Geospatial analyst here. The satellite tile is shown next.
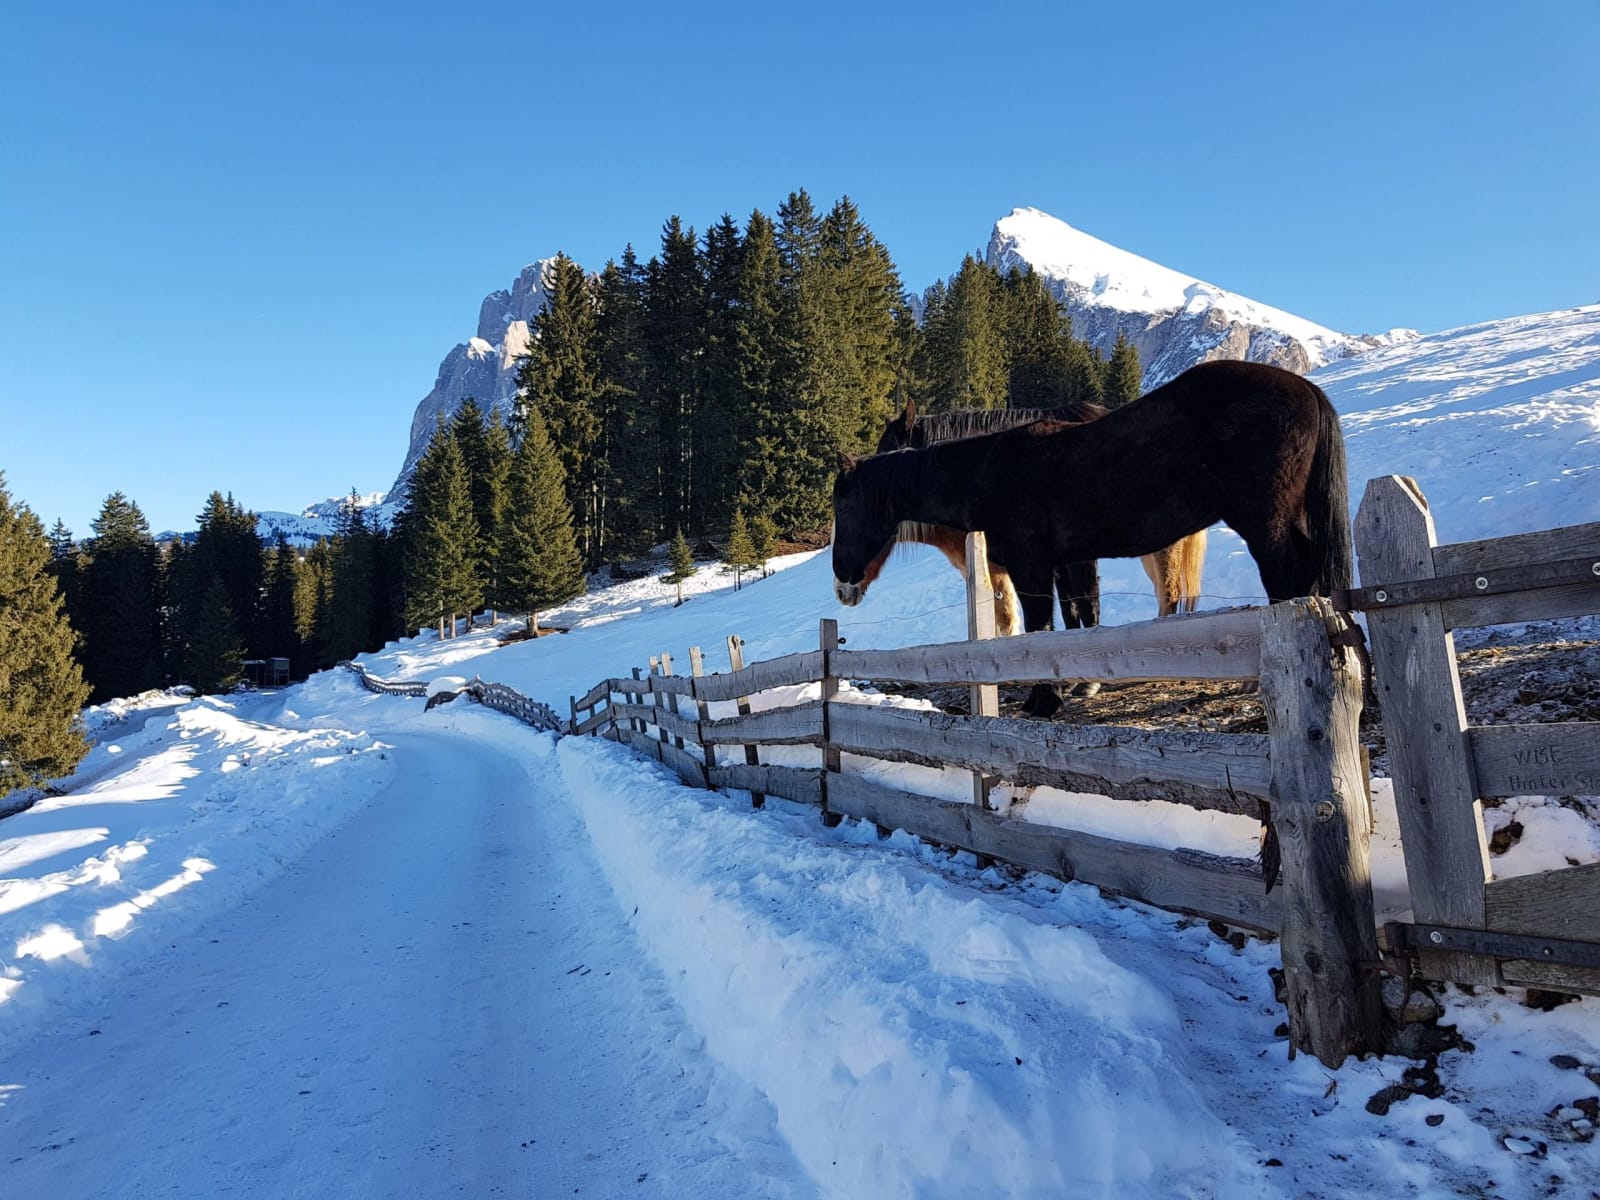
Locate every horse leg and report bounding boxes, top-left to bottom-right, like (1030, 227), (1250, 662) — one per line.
(1181, 528), (1207, 613)
(1012, 570), (1064, 717)
(1056, 559), (1103, 697)
(1142, 548), (1178, 618)
(988, 563), (1024, 636)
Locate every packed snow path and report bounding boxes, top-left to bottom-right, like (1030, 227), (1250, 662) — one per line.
(0, 726), (808, 1199)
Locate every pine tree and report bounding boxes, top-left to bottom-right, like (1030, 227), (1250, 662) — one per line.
(403, 422), (483, 638)
(185, 576), (243, 695)
(261, 532), (301, 674)
(46, 519), (81, 634)
(697, 213), (747, 535)
(749, 511), (776, 579)
(294, 539), (334, 671)
(496, 409), (585, 635)
(181, 492), (264, 660)
(664, 528), (696, 607)
(596, 246), (655, 556)
(516, 256), (606, 565)
(79, 492), (162, 702)
(722, 506), (758, 590)
(325, 493), (376, 661)
(450, 399), (510, 597)
(643, 218), (705, 538)
(1102, 332), (1143, 409)
(0, 474), (90, 793)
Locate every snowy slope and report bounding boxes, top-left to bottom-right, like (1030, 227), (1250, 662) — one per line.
(987, 207), (1416, 385)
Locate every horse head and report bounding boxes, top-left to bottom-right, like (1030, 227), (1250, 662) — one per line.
(831, 453), (899, 607)
(874, 398), (918, 455)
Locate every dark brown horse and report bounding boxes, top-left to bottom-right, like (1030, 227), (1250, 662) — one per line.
(834, 360), (1352, 677)
(876, 400), (1210, 631)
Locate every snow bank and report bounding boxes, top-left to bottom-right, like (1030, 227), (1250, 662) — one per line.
(555, 734), (1271, 1199)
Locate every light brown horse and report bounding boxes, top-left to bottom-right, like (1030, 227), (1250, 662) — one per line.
(876, 400), (1209, 632)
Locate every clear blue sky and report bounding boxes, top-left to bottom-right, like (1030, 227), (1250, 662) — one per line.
(3, 1), (1596, 535)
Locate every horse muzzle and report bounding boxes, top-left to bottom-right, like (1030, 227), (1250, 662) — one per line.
(834, 579), (864, 606)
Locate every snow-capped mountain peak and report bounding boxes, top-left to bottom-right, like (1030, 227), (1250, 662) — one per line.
(986, 207), (1416, 385)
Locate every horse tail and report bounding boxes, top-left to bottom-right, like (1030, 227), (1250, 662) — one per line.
(1305, 385), (1354, 594)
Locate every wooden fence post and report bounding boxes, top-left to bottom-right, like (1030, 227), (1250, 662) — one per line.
(819, 618), (843, 827)
(1355, 475), (1498, 986)
(646, 657), (666, 761)
(659, 651), (685, 750)
(727, 634), (765, 808)
(569, 695), (578, 737)
(1260, 598), (1384, 1067)
(689, 646), (715, 774)
(629, 667), (646, 735)
(965, 532), (1001, 812)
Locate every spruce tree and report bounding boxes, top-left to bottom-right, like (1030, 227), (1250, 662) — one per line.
(294, 539), (334, 671)
(0, 475), (90, 792)
(46, 519), (81, 633)
(749, 511), (776, 579)
(664, 528), (696, 606)
(79, 492), (163, 702)
(261, 532), (301, 674)
(722, 506), (758, 590)
(1103, 333), (1143, 409)
(325, 493), (376, 661)
(403, 422), (482, 638)
(643, 218), (705, 538)
(595, 246), (654, 556)
(496, 409), (585, 635)
(516, 257), (605, 565)
(185, 576), (243, 695)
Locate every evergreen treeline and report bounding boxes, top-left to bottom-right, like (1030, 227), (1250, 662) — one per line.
(512, 192), (1140, 568)
(42, 488), (406, 702)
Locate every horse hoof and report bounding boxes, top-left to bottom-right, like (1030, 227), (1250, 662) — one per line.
(1071, 681), (1103, 698)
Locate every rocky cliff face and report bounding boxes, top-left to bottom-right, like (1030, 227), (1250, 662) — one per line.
(985, 207), (1413, 386)
(387, 260), (556, 500)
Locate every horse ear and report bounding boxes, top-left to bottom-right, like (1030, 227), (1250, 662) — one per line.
(903, 397), (917, 434)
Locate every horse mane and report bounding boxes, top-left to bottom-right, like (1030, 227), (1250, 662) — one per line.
(850, 448), (930, 524)
(914, 401), (1107, 445)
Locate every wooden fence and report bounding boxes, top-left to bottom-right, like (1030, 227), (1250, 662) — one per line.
(564, 476), (1600, 1066)
(342, 661), (567, 734)
(1349, 476), (1600, 995)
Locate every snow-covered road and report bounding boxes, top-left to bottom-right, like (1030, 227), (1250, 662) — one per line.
(0, 723), (809, 1200)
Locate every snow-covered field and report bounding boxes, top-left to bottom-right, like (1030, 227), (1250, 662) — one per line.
(2, 303), (1599, 1197)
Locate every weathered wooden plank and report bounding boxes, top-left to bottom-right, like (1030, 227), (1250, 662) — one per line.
(966, 531), (1000, 812)
(1354, 475), (1498, 986)
(1485, 862), (1600, 942)
(1345, 556), (1600, 612)
(1433, 519), (1600, 576)
(825, 702), (1271, 815)
(574, 705), (614, 737)
(612, 702), (700, 743)
(628, 667), (646, 735)
(819, 620), (844, 828)
(699, 701), (824, 746)
(576, 679), (614, 711)
(707, 762), (824, 806)
(648, 672), (696, 698)
(726, 634), (765, 808)
(623, 728), (663, 762)
(1468, 722), (1600, 799)
(657, 737), (708, 790)
(689, 646), (716, 772)
(1442, 583), (1600, 630)
(831, 605), (1263, 686)
(825, 773), (1281, 932)
(692, 650), (826, 703)
(1259, 598), (1383, 1067)
(1498, 960), (1600, 996)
